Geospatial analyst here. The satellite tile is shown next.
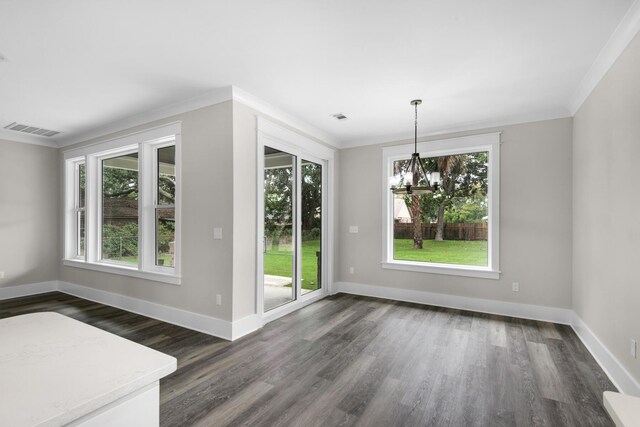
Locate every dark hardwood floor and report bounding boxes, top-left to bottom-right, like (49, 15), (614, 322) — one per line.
(0, 292), (616, 426)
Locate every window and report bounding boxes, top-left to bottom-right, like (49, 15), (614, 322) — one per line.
(64, 123), (181, 284)
(101, 151), (139, 264)
(75, 162), (86, 258)
(382, 133), (500, 279)
(154, 145), (176, 268)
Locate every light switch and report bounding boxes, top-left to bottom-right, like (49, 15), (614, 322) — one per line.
(0, 271), (4, 279)
(213, 228), (223, 240)
(349, 226), (359, 234)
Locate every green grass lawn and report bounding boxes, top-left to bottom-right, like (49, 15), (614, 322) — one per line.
(394, 239), (487, 266)
(264, 240), (320, 290)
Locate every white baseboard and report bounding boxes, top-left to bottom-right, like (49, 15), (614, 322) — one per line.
(335, 281), (640, 396)
(231, 314), (263, 341)
(0, 281), (57, 300)
(57, 281), (234, 341)
(571, 313), (640, 396)
(334, 281), (574, 324)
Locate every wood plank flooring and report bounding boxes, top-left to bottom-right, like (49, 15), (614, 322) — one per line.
(0, 292), (616, 426)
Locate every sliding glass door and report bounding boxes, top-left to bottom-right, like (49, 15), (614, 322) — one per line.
(263, 147), (296, 311)
(300, 159), (322, 295)
(262, 147), (324, 312)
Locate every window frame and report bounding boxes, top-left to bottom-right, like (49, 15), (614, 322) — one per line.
(63, 122), (181, 285)
(67, 159), (86, 260)
(97, 146), (140, 267)
(381, 132), (500, 280)
(142, 137), (178, 273)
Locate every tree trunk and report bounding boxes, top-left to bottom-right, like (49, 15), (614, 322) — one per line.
(435, 202), (446, 241)
(410, 169), (422, 249)
(412, 193), (423, 249)
(434, 173), (456, 242)
(272, 227), (282, 251)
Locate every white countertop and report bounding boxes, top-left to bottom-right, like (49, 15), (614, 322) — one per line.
(604, 391), (640, 427)
(0, 312), (177, 427)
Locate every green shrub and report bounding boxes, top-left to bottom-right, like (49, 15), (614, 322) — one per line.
(302, 227), (321, 241)
(102, 223), (138, 259)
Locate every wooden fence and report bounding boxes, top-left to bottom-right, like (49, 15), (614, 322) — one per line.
(394, 222), (487, 241)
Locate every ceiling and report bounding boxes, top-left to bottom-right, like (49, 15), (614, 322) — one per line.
(0, 0), (637, 148)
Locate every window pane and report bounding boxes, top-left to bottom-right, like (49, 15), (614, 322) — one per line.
(78, 163), (86, 208)
(158, 145), (176, 205)
(301, 160), (321, 295)
(77, 210), (85, 257)
(392, 151), (489, 267)
(102, 153), (139, 264)
(156, 207), (175, 267)
(263, 147), (295, 311)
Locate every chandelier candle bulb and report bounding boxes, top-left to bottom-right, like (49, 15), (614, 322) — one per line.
(404, 172), (413, 185)
(430, 171), (441, 185)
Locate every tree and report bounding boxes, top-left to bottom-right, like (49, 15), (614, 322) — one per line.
(264, 167), (293, 250)
(101, 154), (177, 260)
(394, 152), (488, 246)
(430, 152), (488, 240)
(444, 196), (488, 223)
(102, 167), (138, 199)
(301, 162), (322, 233)
(394, 159), (426, 249)
(410, 172), (423, 249)
(434, 155), (467, 241)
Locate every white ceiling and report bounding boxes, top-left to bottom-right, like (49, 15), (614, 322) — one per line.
(0, 0), (637, 148)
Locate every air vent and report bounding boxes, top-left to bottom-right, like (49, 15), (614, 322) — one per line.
(332, 113), (348, 121)
(4, 122), (60, 137)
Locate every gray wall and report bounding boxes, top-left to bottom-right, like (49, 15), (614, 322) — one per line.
(231, 101), (258, 321)
(59, 101), (235, 320)
(0, 140), (59, 287)
(338, 118), (573, 308)
(56, 99), (337, 323)
(573, 31), (640, 383)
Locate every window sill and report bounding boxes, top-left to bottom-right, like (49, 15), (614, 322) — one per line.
(381, 260), (500, 280)
(63, 259), (181, 285)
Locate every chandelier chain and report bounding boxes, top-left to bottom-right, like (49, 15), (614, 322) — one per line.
(414, 101), (418, 153)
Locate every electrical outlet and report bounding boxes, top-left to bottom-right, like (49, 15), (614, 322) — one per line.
(216, 294), (222, 306)
(0, 271), (4, 279)
(349, 267), (355, 275)
(512, 282), (520, 292)
(631, 339), (637, 359)
(349, 226), (359, 234)
(213, 228), (223, 240)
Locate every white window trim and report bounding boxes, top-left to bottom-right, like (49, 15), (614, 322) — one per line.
(67, 159), (86, 260)
(63, 122), (181, 285)
(62, 259), (181, 285)
(381, 132), (501, 280)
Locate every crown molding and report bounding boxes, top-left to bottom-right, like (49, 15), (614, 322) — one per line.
(568, 0), (640, 115)
(340, 108), (571, 149)
(0, 128), (59, 148)
(56, 87), (233, 148)
(231, 86), (339, 148)
(51, 85), (338, 150)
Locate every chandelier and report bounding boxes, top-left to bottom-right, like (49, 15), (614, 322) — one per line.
(388, 99), (440, 195)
